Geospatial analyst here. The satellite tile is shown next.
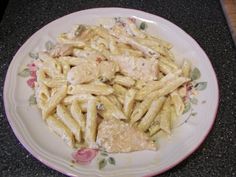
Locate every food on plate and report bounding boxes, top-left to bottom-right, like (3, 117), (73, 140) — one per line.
(33, 17), (192, 152)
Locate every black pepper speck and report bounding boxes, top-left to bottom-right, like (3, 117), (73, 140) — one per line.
(0, 0), (236, 177)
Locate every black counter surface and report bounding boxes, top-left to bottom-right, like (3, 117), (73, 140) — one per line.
(0, 0), (235, 176)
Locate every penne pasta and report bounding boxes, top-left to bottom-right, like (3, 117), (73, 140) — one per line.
(113, 84), (127, 97)
(159, 98), (171, 134)
(99, 96), (127, 120)
(159, 60), (173, 74)
(130, 97), (153, 124)
(159, 57), (179, 70)
(42, 78), (67, 88)
(67, 83), (114, 95)
(42, 85), (67, 119)
(46, 115), (75, 147)
(182, 59), (191, 78)
(170, 91), (185, 116)
(107, 94), (122, 110)
(136, 70), (182, 100)
(113, 75), (135, 88)
(32, 18), (200, 150)
(70, 100), (86, 132)
(85, 98), (98, 147)
(59, 56), (84, 66)
(146, 77), (190, 100)
(123, 88), (137, 118)
(38, 52), (62, 75)
(56, 104), (82, 142)
(63, 94), (95, 105)
(149, 123), (161, 137)
(138, 97), (166, 131)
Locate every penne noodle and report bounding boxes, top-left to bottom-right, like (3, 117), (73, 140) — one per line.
(38, 52), (62, 75)
(113, 84), (127, 97)
(46, 115), (75, 147)
(170, 105), (177, 128)
(170, 91), (185, 116)
(149, 123), (161, 137)
(67, 83), (114, 95)
(99, 96), (127, 120)
(159, 57), (179, 70)
(130, 97), (153, 124)
(59, 56), (84, 66)
(135, 37), (166, 56)
(59, 59), (70, 75)
(57, 35), (85, 48)
(136, 70), (182, 100)
(134, 80), (147, 90)
(159, 98), (171, 134)
(113, 75), (135, 88)
(138, 97), (166, 131)
(35, 83), (50, 109)
(63, 94), (95, 105)
(42, 78), (67, 88)
(146, 77), (190, 100)
(107, 95), (122, 110)
(182, 59), (191, 78)
(56, 104), (82, 142)
(85, 99), (98, 147)
(159, 60), (173, 74)
(70, 100), (86, 132)
(42, 85), (67, 119)
(123, 88), (137, 118)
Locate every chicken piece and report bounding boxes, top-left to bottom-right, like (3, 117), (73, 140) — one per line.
(96, 118), (157, 153)
(49, 44), (74, 57)
(67, 60), (119, 85)
(111, 55), (159, 81)
(110, 28), (159, 58)
(67, 60), (98, 85)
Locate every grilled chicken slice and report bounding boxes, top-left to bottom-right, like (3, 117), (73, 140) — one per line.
(67, 60), (119, 85)
(111, 55), (159, 81)
(49, 44), (74, 57)
(96, 118), (157, 153)
(110, 27), (159, 58)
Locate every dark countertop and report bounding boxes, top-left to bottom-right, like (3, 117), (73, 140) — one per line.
(0, 0), (235, 177)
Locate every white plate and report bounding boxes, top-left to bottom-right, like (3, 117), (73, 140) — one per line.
(4, 8), (219, 177)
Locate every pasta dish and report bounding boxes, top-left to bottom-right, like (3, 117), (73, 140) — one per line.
(33, 18), (191, 153)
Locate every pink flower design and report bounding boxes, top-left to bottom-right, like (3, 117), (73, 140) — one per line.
(27, 78), (36, 88)
(30, 70), (37, 78)
(27, 63), (37, 72)
(72, 148), (98, 165)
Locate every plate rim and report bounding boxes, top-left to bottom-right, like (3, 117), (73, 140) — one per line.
(3, 7), (219, 177)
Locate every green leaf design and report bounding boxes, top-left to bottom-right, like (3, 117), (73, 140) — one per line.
(29, 52), (39, 59)
(183, 102), (191, 114)
(98, 159), (107, 170)
(100, 152), (108, 156)
(45, 41), (54, 51)
(108, 157), (116, 165)
(29, 94), (37, 105)
(139, 22), (147, 30)
(191, 112), (197, 116)
(190, 97), (198, 105)
(195, 82), (207, 91)
(191, 67), (201, 80)
(18, 68), (30, 77)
